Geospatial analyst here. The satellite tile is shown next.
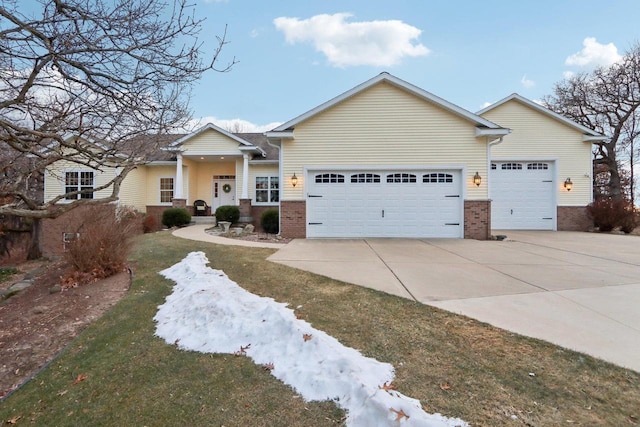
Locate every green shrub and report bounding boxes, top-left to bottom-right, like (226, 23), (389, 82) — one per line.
(215, 205), (240, 223)
(261, 209), (279, 234)
(587, 197), (636, 233)
(162, 208), (191, 228)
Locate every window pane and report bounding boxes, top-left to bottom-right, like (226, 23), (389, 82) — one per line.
(66, 172), (78, 186)
(256, 190), (267, 202)
(270, 177), (279, 189)
(256, 177), (268, 189)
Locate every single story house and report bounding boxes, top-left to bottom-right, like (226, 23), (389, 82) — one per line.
(41, 72), (604, 255)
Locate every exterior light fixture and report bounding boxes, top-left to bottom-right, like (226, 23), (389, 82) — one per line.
(473, 171), (482, 187)
(564, 177), (573, 191)
(291, 172), (298, 187)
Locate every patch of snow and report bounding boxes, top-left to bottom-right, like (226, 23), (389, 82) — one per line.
(154, 252), (468, 427)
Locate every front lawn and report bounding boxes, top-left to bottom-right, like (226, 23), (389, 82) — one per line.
(1, 231), (638, 426)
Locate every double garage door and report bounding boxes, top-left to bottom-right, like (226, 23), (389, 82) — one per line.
(490, 161), (556, 230)
(306, 169), (463, 238)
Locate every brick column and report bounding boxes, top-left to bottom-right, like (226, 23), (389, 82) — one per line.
(464, 200), (491, 240)
(280, 200), (306, 238)
(172, 198), (186, 209)
(239, 199), (253, 223)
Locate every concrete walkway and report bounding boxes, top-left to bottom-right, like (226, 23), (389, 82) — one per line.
(172, 224), (286, 249)
(268, 232), (640, 372)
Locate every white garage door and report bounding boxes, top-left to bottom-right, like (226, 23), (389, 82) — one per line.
(490, 162), (555, 230)
(306, 170), (463, 238)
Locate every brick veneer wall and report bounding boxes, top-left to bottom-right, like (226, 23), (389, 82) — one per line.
(557, 206), (593, 231)
(40, 204), (117, 257)
(280, 201), (306, 238)
(464, 200), (491, 240)
(145, 205), (170, 230)
(250, 205), (279, 232)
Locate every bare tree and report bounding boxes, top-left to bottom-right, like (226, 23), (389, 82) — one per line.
(0, 0), (234, 257)
(543, 42), (640, 202)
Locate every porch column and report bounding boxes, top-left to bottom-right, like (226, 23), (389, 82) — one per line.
(241, 153), (249, 199)
(175, 154), (183, 199)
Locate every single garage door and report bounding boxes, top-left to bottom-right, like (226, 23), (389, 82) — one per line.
(306, 169), (463, 238)
(490, 161), (555, 230)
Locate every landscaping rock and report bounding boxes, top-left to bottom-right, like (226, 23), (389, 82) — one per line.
(244, 224), (255, 233)
(9, 280), (33, 293)
(49, 284), (62, 294)
(231, 227), (244, 236)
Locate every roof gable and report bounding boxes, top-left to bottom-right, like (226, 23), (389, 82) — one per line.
(271, 72), (506, 134)
(170, 123), (265, 155)
(478, 94), (605, 141)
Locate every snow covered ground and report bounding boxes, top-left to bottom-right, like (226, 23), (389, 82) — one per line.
(154, 252), (468, 426)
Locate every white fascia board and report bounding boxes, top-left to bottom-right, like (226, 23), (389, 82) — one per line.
(169, 122), (258, 148)
(478, 93), (605, 139)
(266, 130), (294, 139)
(475, 127), (511, 138)
(146, 161), (177, 166)
(249, 159), (279, 165)
(583, 135), (608, 142)
(238, 145), (266, 156)
(273, 72), (504, 132)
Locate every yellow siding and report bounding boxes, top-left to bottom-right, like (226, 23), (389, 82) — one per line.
(44, 159), (117, 202)
(182, 129), (243, 153)
(144, 165), (187, 206)
(481, 100), (592, 205)
(282, 81), (488, 200)
(185, 160), (236, 204)
(118, 167), (146, 211)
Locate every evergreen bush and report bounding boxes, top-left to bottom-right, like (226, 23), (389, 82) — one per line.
(215, 205), (240, 223)
(162, 208), (191, 228)
(260, 209), (279, 234)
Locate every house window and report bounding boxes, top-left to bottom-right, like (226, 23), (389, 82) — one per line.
(501, 163), (523, 170)
(160, 177), (174, 203)
(527, 163), (549, 170)
(387, 173), (416, 183)
(315, 173), (344, 183)
(65, 171), (94, 200)
(256, 176), (279, 203)
(491, 163), (497, 170)
(423, 173), (453, 183)
(351, 173), (380, 183)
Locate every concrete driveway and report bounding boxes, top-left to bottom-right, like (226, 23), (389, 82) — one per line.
(268, 231), (640, 372)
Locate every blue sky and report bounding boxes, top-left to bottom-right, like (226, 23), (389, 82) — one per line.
(190, 0), (640, 132)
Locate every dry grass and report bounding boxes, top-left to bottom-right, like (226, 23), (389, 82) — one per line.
(1, 231), (638, 426)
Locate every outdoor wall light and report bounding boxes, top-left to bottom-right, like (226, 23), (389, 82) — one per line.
(473, 171), (482, 187)
(291, 172), (298, 187)
(564, 177), (573, 191)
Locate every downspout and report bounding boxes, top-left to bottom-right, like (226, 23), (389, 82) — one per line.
(267, 138), (282, 235)
(487, 136), (504, 201)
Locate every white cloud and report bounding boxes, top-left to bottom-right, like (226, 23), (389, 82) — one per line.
(273, 13), (430, 67)
(563, 70), (575, 79)
(480, 101), (493, 109)
(188, 116), (282, 133)
(565, 37), (622, 68)
(520, 74), (535, 88)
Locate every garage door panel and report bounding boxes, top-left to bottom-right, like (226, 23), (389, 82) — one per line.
(491, 162), (555, 230)
(307, 170), (462, 238)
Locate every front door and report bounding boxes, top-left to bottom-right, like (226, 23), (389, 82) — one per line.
(212, 176), (235, 210)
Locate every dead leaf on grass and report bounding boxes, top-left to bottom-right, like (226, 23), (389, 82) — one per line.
(72, 373), (88, 385)
(57, 389), (68, 396)
(233, 344), (251, 356)
(440, 382), (452, 391)
(262, 363), (274, 371)
(6, 415), (22, 424)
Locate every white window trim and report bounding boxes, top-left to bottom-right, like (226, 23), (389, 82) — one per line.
(254, 175), (279, 206)
(159, 176), (175, 205)
(62, 169), (95, 203)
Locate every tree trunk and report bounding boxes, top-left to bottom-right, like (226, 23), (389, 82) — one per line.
(27, 218), (42, 260)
